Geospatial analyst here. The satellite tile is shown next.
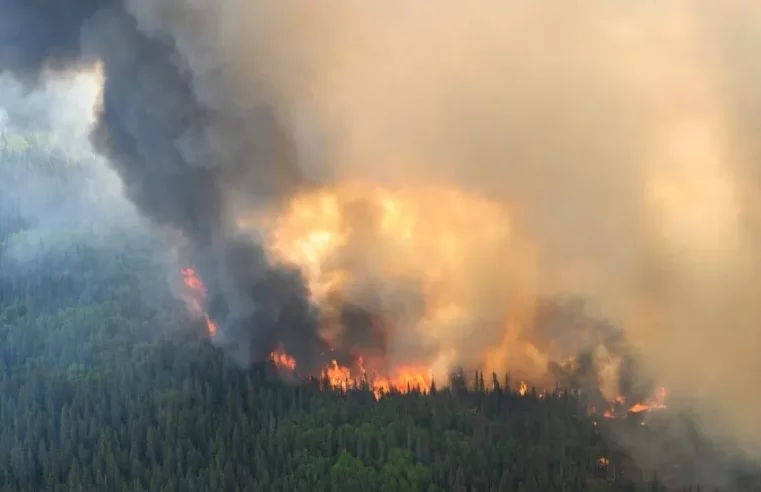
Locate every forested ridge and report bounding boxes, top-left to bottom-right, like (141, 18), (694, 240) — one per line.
(0, 129), (749, 492)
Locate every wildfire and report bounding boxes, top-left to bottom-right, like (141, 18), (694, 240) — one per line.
(175, 259), (667, 409)
(325, 360), (353, 391)
(364, 362), (433, 399)
(627, 386), (668, 414)
(180, 267), (217, 337)
(318, 358), (433, 400)
(270, 348), (297, 371)
(235, 181), (545, 395)
(519, 381), (528, 396)
(171, 180), (667, 411)
(265, 342), (664, 411)
(265, 348), (437, 400)
(177, 265), (434, 397)
(590, 386), (669, 419)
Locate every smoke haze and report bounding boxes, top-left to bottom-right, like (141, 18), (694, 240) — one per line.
(3, 0), (761, 472)
(0, 72), (141, 262)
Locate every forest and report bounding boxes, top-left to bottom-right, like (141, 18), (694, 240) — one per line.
(0, 114), (757, 492)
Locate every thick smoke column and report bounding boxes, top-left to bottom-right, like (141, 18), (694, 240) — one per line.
(0, 0), (327, 368)
(5, 0), (761, 472)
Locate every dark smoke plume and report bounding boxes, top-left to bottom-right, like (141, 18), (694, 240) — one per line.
(0, 0), (322, 364)
(8, 2), (761, 483)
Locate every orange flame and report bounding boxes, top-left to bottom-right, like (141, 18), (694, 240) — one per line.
(178, 262), (669, 408)
(628, 403), (651, 414)
(180, 268), (217, 337)
(589, 386), (669, 420)
(264, 346), (670, 409)
(265, 351), (436, 400)
(260, 341), (669, 409)
(368, 364), (433, 399)
(233, 181), (676, 411)
(518, 381), (528, 396)
(325, 360), (352, 391)
(239, 182), (537, 389)
(270, 348), (296, 371)
(204, 315), (217, 337)
(627, 386), (668, 414)
(262, 346), (559, 401)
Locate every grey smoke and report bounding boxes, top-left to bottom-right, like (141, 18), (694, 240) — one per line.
(5, 1), (761, 483)
(0, 0), (329, 365)
(0, 73), (139, 261)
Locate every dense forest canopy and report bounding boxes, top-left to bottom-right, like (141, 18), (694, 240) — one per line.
(3, 6), (761, 492)
(0, 111), (759, 491)
(3, 1), (761, 488)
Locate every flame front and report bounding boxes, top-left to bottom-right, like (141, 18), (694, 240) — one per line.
(179, 183), (669, 411)
(233, 181), (664, 404)
(270, 348), (297, 372)
(627, 386), (668, 414)
(591, 386), (669, 419)
(238, 182), (545, 393)
(319, 358), (433, 400)
(181, 268), (217, 337)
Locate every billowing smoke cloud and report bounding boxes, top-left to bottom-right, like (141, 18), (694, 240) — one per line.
(4, 0), (761, 474)
(1, 0), (333, 370)
(219, 0), (761, 467)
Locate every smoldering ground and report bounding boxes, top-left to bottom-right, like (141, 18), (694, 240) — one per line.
(4, 0), (761, 480)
